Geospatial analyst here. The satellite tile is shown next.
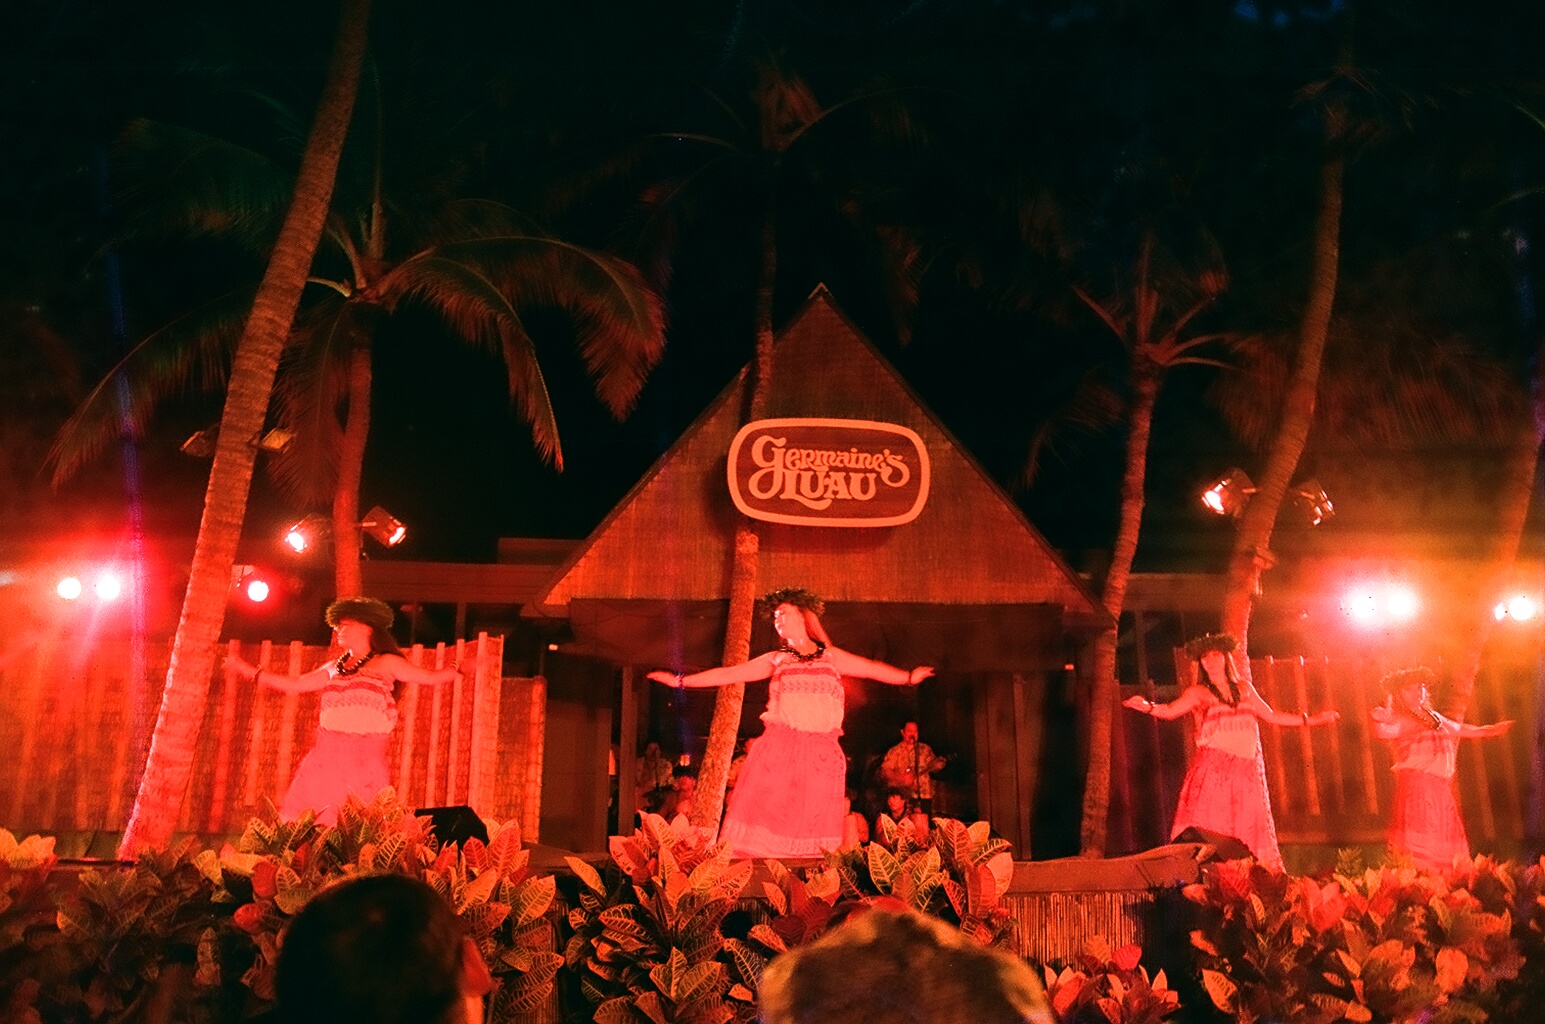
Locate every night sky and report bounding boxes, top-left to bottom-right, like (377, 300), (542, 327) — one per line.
(3, 0), (1542, 628)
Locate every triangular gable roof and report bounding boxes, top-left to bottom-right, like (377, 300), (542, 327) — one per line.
(527, 288), (1105, 669)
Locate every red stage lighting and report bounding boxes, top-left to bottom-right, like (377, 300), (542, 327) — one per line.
(1497, 594), (1539, 622)
(1342, 582), (1422, 628)
(57, 576), (83, 600)
(245, 578), (271, 603)
(282, 515), (328, 554)
(1344, 589), (1379, 625)
(1386, 587), (1420, 622)
(94, 572), (123, 602)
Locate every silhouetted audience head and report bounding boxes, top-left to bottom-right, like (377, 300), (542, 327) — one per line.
(758, 905), (1054, 1024)
(276, 873), (489, 1024)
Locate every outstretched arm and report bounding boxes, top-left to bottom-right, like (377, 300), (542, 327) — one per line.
(375, 653), (463, 687)
(1123, 684), (1208, 721)
(827, 647), (933, 686)
(1240, 679), (1340, 727)
(225, 653), (330, 693)
(1457, 719), (1513, 739)
(647, 653), (777, 690)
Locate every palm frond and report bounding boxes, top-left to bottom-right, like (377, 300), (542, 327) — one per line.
(1019, 373), (1125, 489)
(113, 119), (292, 253)
(377, 253), (562, 468)
(47, 285), (256, 486)
(440, 237), (668, 419)
(1211, 321), (1524, 453)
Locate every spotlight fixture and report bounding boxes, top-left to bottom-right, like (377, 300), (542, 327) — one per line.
(255, 428), (294, 453)
(1201, 469), (1333, 527)
(1201, 469), (1255, 518)
(1341, 582), (1422, 628)
(1292, 479), (1334, 527)
(282, 515), (331, 554)
(281, 506), (407, 552)
(360, 505), (407, 548)
(180, 428), (219, 459)
(1495, 594), (1540, 622)
(180, 424), (295, 458)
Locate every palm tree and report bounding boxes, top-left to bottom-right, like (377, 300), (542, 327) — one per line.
(119, 0), (371, 854)
(1073, 235), (1236, 857)
(53, 87), (665, 597)
(573, 59), (926, 829)
(1218, 95), (1347, 649)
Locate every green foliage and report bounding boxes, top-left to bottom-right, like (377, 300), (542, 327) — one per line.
(1185, 855), (1526, 1024)
(563, 813), (1020, 1024)
(210, 787), (562, 1022)
(825, 815), (1014, 944)
(1039, 936), (1182, 1024)
(0, 831), (63, 1023)
(565, 815), (756, 1024)
(41, 836), (218, 1024)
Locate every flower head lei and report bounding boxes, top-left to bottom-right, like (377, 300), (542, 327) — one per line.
(1183, 632), (1238, 659)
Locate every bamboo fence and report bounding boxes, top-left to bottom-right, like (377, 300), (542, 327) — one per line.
(0, 634), (546, 844)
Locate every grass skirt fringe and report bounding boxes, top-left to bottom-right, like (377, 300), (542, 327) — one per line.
(1170, 744), (1283, 870)
(279, 727), (390, 826)
(719, 721), (845, 859)
(1389, 768), (1468, 871)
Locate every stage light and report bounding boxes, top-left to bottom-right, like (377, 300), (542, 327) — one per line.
(1342, 581), (1424, 628)
(255, 428), (294, 453)
(1345, 589), (1379, 625)
(1201, 469), (1254, 518)
(282, 515), (329, 554)
(182, 424), (296, 459)
(57, 576), (83, 600)
(1497, 594), (1539, 622)
(94, 572), (123, 602)
(180, 427), (219, 458)
(1292, 479), (1334, 527)
(245, 578), (271, 603)
(1386, 587), (1420, 622)
(361, 505), (407, 547)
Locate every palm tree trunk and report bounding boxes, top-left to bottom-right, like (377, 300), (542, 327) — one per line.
(118, 0), (372, 855)
(1220, 139), (1344, 651)
(1080, 366), (1160, 857)
(692, 206), (776, 830)
(333, 341), (371, 597)
(1445, 359), (1545, 718)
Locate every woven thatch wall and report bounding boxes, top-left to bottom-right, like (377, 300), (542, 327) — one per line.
(0, 634), (547, 842)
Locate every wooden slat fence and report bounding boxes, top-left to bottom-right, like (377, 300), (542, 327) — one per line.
(1107, 653), (1534, 857)
(0, 634), (547, 842)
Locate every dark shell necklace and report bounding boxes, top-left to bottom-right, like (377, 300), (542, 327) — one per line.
(781, 639), (827, 662)
(334, 650), (377, 676)
(1200, 675), (1240, 708)
(1398, 700), (1442, 730)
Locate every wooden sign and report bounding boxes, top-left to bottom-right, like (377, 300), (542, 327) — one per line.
(727, 418), (930, 527)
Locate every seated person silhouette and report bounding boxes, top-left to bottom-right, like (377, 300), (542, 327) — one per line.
(759, 903), (1055, 1024)
(276, 873), (492, 1024)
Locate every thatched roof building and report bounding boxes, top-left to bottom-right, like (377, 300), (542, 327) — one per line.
(527, 288), (1105, 672)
